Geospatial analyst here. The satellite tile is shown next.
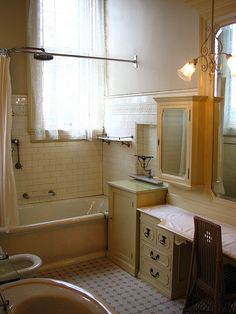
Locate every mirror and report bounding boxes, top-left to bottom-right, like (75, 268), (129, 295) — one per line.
(161, 108), (187, 177)
(213, 22), (236, 201)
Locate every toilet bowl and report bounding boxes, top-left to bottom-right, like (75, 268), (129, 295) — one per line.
(9, 254), (42, 279)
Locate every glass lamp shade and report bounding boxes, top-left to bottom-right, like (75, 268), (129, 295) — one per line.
(177, 62), (196, 81)
(227, 55), (236, 76)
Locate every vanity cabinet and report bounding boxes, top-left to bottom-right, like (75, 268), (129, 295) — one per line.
(154, 96), (207, 188)
(138, 212), (191, 299)
(107, 180), (167, 276)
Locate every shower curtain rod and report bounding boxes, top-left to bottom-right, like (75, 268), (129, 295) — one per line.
(1, 46), (138, 68)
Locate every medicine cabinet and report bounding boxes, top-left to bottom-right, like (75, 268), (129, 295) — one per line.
(154, 96), (207, 188)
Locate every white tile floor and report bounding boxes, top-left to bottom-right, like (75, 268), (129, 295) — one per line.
(37, 257), (184, 314)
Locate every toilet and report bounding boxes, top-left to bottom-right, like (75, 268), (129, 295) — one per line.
(9, 254), (42, 279)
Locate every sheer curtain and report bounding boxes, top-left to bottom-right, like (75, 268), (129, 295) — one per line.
(28, 0), (105, 141)
(220, 24), (236, 135)
(0, 53), (19, 230)
(213, 23), (236, 195)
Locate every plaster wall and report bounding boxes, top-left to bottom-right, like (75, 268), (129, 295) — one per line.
(105, 0), (199, 96)
(0, 0), (27, 94)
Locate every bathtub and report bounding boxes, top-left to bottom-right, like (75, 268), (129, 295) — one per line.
(0, 196), (108, 267)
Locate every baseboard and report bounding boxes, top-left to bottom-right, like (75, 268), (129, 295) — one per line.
(40, 250), (106, 271)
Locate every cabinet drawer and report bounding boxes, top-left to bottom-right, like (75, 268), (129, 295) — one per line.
(140, 241), (170, 269)
(140, 221), (156, 245)
(140, 257), (170, 288)
(156, 226), (173, 252)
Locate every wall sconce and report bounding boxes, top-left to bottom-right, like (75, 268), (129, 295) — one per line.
(177, 0), (236, 81)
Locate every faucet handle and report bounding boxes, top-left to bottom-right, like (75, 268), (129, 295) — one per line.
(145, 169), (152, 178)
(0, 246), (8, 260)
(48, 190), (56, 196)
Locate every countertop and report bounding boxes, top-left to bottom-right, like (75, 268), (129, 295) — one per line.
(137, 204), (236, 260)
(108, 179), (168, 194)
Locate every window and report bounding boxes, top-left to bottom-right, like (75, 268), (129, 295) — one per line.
(28, 0), (105, 141)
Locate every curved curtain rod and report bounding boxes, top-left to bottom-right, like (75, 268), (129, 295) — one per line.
(2, 46), (138, 68)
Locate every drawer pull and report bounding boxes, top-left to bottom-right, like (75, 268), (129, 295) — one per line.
(150, 251), (160, 261)
(144, 228), (151, 238)
(160, 235), (167, 246)
(150, 268), (159, 278)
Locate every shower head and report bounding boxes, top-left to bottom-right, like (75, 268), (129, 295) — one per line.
(34, 52), (54, 61)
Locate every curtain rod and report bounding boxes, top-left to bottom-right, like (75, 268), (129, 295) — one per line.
(1, 47), (138, 68)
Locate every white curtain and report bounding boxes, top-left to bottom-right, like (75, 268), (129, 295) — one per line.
(28, 0), (105, 141)
(221, 24), (236, 136)
(212, 24), (236, 196)
(0, 53), (19, 230)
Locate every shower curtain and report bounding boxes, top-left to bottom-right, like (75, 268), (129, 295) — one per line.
(0, 53), (19, 230)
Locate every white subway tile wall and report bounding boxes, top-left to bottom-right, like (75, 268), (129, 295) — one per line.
(102, 89), (197, 193)
(12, 95), (103, 205)
(12, 91), (191, 202)
(103, 95), (158, 194)
(136, 124), (157, 177)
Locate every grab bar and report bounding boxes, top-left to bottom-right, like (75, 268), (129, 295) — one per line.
(11, 138), (23, 169)
(22, 190), (56, 199)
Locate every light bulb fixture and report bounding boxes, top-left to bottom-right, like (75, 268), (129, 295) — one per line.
(177, 0), (235, 81)
(177, 59), (198, 81)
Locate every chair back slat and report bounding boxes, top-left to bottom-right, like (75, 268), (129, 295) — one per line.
(194, 216), (223, 295)
(183, 216), (236, 314)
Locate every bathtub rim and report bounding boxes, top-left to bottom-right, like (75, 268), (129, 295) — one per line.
(0, 212), (108, 235)
(18, 194), (108, 210)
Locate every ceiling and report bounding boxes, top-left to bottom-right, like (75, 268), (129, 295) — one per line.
(183, 0), (236, 20)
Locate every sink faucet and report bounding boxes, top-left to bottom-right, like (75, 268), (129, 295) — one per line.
(145, 169), (152, 178)
(0, 246), (8, 260)
(135, 155), (154, 178)
(0, 293), (9, 313)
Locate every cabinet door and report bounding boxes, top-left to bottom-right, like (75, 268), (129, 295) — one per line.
(155, 96), (207, 187)
(158, 105), (190, 186)
(108, 188), (136, 275)
(161, 107), (188, 177)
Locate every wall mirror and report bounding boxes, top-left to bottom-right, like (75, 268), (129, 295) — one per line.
(161, 108), (187, 178)
(213, 21), (236, 201)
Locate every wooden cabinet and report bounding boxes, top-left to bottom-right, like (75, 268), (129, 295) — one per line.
(138, 212), (191, 299)
(107, 180), (167, 276)
(154, 96), (207, 188)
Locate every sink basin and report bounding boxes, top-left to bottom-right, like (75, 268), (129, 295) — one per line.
(0, 278), (116, 314)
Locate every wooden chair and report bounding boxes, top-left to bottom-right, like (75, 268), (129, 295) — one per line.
(182, 216), (236, 314)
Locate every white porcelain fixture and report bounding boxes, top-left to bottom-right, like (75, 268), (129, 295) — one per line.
(0, 278), (116, 314)
(9, 254), (42, 279)
(0, 196), (108, 266)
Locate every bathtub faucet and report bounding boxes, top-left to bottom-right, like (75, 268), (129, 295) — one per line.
(48, 190), (56, 196)
(0, 246), (8, 260)
(22, 193), (30, 199)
